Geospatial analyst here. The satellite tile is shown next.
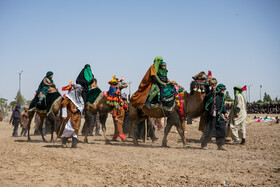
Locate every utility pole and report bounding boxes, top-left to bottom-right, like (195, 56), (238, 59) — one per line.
(18, 70), (23, 93)
(128, 81), (132, 101)
(248, 84), (253, 103)
(260, 85), (262, 101)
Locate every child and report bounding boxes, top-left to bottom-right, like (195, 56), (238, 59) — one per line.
(20, 106), (29, 136)
(146, 61), (169, 108)
(157, 61), (169, 100)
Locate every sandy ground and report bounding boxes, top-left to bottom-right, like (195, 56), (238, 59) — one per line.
(0, 114), (279, 186)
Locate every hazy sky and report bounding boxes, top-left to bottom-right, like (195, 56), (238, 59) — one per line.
(1, 0), (279, 103)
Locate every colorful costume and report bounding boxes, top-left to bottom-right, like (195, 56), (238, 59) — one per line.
(57, 84), (84, 148)
(201, 84), (227, 150)
(229, 86), (247, 144)
(106, 76), (127, 141)
(148, 61), (168, 106)
(130, 56), (163, 109)
(107, 76), (120, 106)
(112, 93), (128, 141)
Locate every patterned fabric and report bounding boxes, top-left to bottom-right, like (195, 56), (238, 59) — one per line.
(86, 87), (102, 104)
(29, 92), (61, 115)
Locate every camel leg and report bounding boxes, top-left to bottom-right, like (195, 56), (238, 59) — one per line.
(128, 104), (140, 146)
(175, 120), (189, 148)
(99, 113), (111, 144)
(39, 116), (47, 142)
(47, 112), (56, 143)
(130, 119), (138, 145)
(27, 111), (35, 141)
(162, 119), (173, 147)
(84, 111), (93, 143)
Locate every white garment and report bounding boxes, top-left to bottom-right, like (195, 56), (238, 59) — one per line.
(230, 94), (247, 141)
(230, 119), (246, 140)
(233, 94), (247, 124)
(65, 84), (84, 113)
(60, 107), (78, 138)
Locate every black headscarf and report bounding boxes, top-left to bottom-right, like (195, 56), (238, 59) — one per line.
(76, 64), (94, 90)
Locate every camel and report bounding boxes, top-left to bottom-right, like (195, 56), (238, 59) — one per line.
(27, 94), (62, 142)
(129, 71), (217, 147)
(83, 78), (128, 144)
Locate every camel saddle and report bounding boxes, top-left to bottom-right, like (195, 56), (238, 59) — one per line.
(29, 92), (61, 114)
(150, 83), (176, 111)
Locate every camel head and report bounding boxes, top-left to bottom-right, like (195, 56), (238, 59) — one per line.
(118, 80), (128, 90)
(183, 71), (217, 118)
(190, 71), (217, 93)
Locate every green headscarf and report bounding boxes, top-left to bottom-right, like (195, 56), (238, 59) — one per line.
(215, 84), (226, 94)
(46, 71), (53, 77)
(37, 71), (54, 93)
(153, 56), (163, 73)
(233, 86), (246, 113)
(158, 61), (168, 77)
(84, 64), (94, 82)
(205, 84), (226, 118)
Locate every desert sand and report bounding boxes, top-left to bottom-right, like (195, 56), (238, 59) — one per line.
(0, 114), (279, 186)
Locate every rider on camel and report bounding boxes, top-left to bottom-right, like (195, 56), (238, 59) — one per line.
(76, 64), (94, 102)
(37, 71), (57, 105)
(130, 56), (166, 109)
(146, 60), (169, 109)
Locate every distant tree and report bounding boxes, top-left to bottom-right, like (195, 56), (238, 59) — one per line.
(9, 101), (17, 109)
(256, 100), (263, 104)
(14, 90), (25, 106)
(263, 92), (272, 103)
(9, 91), (26, 110)
(225, 91), (233, 102)
(0, 98), (7, 105)
(274, 97), (279, 103)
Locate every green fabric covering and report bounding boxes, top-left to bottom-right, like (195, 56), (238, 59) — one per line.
(215, 84), (226, 94)
(162, 83), (175, 98)
(158, 61), (168, 77)
(178, 88), (184, 93)
(205, 84), (226, 118)
(149, 83), (176, 111)
(152, 75), (165, 85)
(46, 71), (53, 77)
(153, 56), (163, 73)
(233, 86), (246, 113)
(86, 87), (102, 104)
(84, 66), (94, 83)
(37, 77), (53, 96)
(148, 84), (160, 102)
(148, 83), (175, 102)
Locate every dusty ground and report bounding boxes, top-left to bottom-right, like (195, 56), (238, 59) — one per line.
(0, 114), (279, 186)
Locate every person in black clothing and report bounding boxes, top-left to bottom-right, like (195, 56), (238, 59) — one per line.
(201, 84), (228, 150)
(9, 104), (21, 137)
(76, 64), (94, 102)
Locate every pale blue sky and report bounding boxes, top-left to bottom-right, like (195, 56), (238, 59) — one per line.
(1, 0), (279, 103)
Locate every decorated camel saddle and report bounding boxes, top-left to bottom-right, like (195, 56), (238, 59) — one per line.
(28, 92), (62, 115)
(148, 83), (178, 111)
(86, 87), (103, 107)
